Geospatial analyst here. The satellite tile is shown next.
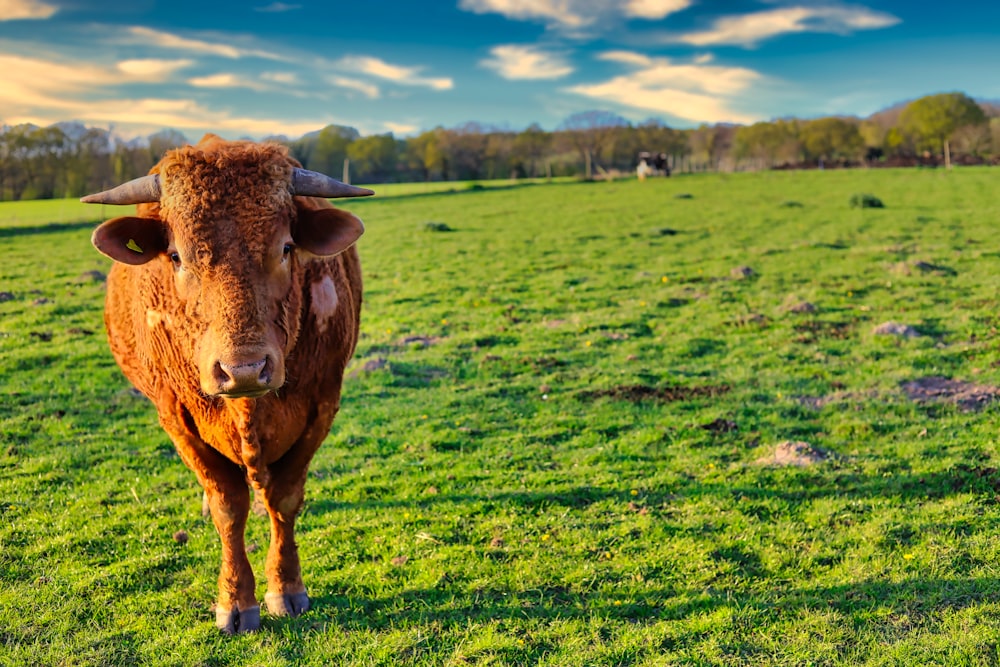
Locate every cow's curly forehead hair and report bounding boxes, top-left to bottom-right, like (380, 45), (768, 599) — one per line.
(155, 141), (296, 259)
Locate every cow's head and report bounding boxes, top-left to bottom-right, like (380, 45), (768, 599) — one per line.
(83, 136), (372, 399)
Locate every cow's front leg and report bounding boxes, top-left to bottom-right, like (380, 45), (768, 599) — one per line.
(202, 466), (260, 633)
(166, 418), (260, 634)
(260, 467), (310, 617)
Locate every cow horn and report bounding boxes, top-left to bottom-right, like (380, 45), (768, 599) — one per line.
(81, 175), (162, 205)
(291, 168), (373, 198)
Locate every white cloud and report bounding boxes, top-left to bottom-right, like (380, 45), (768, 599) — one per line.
(0, 53), (333, 138)
(624, 0), (691, 20)
(676, 5), (901, 47)
(328, 75), (380, 99)
(0, 53), (195, 105)
(187, 73), (272, 91)
(1, 0), (57, 20)
(459, 0), (689, 33)
(124, 26), (288, 61)
(599, 50), (654, 67)
(117, 59), (194, 78)
(337, 55), (452, 90)
(254, 2), (301, 11)
(384, 121), (418, 135)
(567, 51), (761, 123)
(459, 0), (591, 30)
(261, 71), (298, 85)
(480, 45), (573, 80)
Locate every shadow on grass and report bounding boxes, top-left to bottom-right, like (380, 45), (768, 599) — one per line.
(0, 220), (97, 239)
(307, 463), (1000, 517)
(300, 575), (1000, 641)
(345, 178), (618, 205)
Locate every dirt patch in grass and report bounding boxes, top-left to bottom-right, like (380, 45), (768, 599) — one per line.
(873, 321), (920, 338)
(900, 376), (1000, 412)
(731, 313), (768, 327)
(76, 270), (106, 283)
(578, 383), (730, 403)
(400, 335), (442, 348)
(347, 356), (388, 379)
(757, 440), (831, 467)
(892, 260), (957, 277)
(796, 390), (875, 410)
(793, 320), (854, 342)
(785, 300), (817, 314)
(700, 418), (737, 433)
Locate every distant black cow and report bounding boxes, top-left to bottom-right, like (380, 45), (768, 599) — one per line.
(637, 151), (671, 179)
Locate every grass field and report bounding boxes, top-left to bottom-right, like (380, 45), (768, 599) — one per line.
(2, 168), (1000, 665)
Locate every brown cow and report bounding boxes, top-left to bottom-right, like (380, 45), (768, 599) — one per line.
(82, 135), (372, 633)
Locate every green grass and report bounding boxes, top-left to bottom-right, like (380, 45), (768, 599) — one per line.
(3, 168), (1000, 665)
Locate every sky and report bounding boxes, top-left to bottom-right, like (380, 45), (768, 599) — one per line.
(0, 0), (997, 140)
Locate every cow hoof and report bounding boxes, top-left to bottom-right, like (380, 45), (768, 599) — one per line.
(265, 591), (310, 617)
(215, 605), (261, 634)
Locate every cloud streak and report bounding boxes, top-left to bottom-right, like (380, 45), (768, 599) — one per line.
(676, 5), (901, 47)
(124, 26), (288, 61)
(254, 2), (301, 12)
(0, 53), (333, 138)
(567, 51), (761, 123)
(624, 0), (691, 20)
(327, 75), (381, 99)
(188, 73), (273, 91)
(336, 55), (453, 90)
(480, 45), (573, 80)
(117, 59), (194, 77)
(459, 0), (690, 34)
(3, 0), (57, 21)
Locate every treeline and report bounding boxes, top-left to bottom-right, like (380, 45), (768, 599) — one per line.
(1, 92), (997, 201)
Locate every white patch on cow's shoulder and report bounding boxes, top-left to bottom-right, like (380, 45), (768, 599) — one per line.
(310, 275), (339, 332)
(146, 309), (170, 328)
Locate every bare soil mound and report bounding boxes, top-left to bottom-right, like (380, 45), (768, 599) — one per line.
(900, 376), (1000, 412)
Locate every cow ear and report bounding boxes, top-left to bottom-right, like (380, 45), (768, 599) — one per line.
(293, 207), (364, 257)
(92, 216), (168, 266)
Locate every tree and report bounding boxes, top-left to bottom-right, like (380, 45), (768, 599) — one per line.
(148, 129), (189, 163)
(65, 127), (113, 197)
(898, 92), (987, 162)
(483, 131), (515, 179)
(687, 124), (736, 171)
(346, 133), (398, 183)
(439, 123), (490, 180)
(798, 117), (863, 163)
(403, 128), (446, 181)
(734, 120), (800, 168)
(557, 110), (628, 179)
(950, 123), (992, 158)
(512, 123), (551, 177)
(305, 125), (359, 177)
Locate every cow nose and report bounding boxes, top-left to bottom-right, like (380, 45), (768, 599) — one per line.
(214, 357), (273, 394)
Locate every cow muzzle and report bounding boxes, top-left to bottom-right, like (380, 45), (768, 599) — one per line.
(207, 354), (283, 398)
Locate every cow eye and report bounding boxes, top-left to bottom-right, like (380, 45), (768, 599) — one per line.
(282, 243), (294, 258)
(169, 251), (181, 267)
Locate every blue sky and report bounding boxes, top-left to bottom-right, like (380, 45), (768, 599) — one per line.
(0, 0), (996, 140)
